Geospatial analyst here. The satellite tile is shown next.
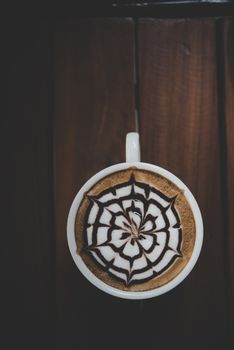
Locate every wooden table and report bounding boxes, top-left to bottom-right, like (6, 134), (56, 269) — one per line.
(3, 2), (234, 349)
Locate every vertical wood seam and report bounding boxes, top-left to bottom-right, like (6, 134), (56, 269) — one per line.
(215, 17), (231, 345)
(133, 17), (141, 133)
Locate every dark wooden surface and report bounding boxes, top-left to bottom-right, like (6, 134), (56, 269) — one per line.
(138, 18), (229, 349)
(224, 18), (234, 348)
(3, 16), (234, 350)
(54, 19), (137, 350)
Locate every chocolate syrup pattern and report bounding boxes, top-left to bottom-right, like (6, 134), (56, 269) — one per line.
(83, 174), (182, 286)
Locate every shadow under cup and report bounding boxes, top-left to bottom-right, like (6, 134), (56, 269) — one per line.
(67, 162), (203, 299)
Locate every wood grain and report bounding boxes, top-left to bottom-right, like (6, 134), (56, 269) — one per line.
(54, 19), (138, 349)
(4, 16), (233, 350)
(138, 18), (229, 349)
(224, 18), (234, 349)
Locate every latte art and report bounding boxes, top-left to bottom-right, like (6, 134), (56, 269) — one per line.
(83, 174), (182, 286)
(70, 165), (199, 297)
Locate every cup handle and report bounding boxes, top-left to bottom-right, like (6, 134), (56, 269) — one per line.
(125, 132), (141, 163)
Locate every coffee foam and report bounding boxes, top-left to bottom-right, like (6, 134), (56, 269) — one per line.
(75, 168), (196, 292)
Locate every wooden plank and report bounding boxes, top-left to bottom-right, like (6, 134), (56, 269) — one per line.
(138, 18), (229, 349)
(2, 19), (54, 349)
(224, 18), (234, 349)
(54, 19), (137, 349)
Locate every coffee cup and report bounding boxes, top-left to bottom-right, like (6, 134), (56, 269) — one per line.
(67, 133), (203, 299)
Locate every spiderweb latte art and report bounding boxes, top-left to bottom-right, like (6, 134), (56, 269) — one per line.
(80, 172), (185, 287)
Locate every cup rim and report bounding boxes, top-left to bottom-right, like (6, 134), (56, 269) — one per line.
(67, 162), (203, 299)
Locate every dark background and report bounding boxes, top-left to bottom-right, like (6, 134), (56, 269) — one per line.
(2, 2), (234, 349)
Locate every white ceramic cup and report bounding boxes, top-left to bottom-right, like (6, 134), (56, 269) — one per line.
(67, 132), (203, 299)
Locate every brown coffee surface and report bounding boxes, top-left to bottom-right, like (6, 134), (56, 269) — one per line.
(75, 168), (196, 292)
